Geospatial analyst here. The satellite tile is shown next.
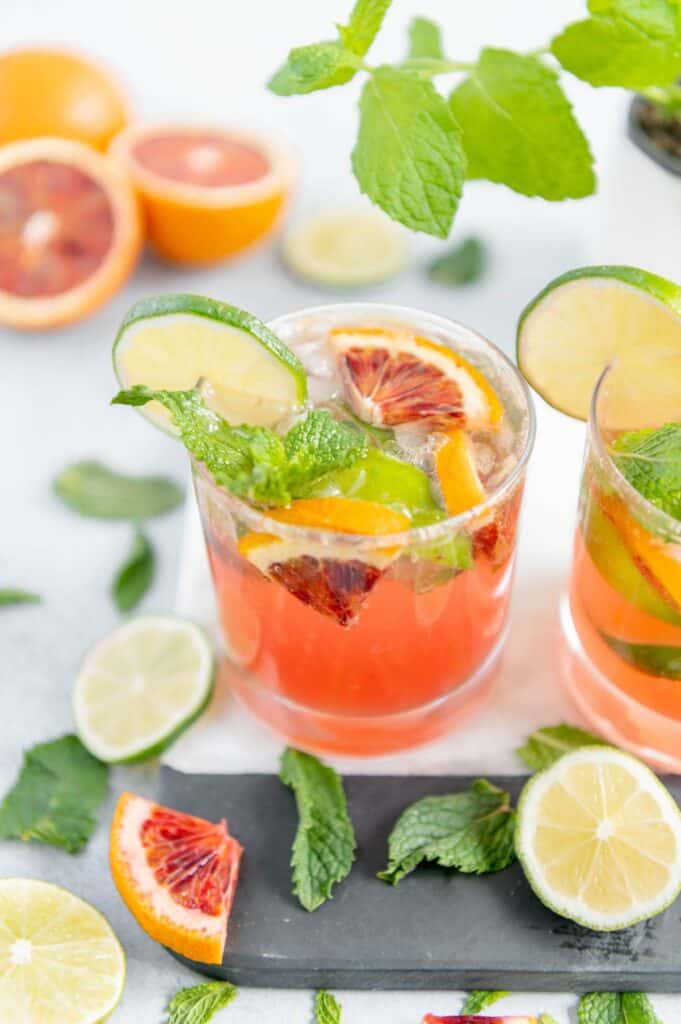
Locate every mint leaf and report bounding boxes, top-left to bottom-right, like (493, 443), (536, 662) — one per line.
(517, 723), (605, 771)
(0, 735), (108, 854)
(112, 528), (154, 613)
(612, 423), (681, 521)
(338, 0), (393, 56)
(449, 48), (595, 201)
(378, 778), (516, 885)
(315, 990), (342, 1024)
(601, 634), (681, 679)
(352, 66), (466, 238)
(427, 236), (488, 286)
(407, 16), (443, 59)
(167, 980), (237, 1024)
(284, 409), (368, 489)
(578, 992), (662, 1024)
(0, 588), (41, 606)
(268, 41), (359, 96)
(461, 990), (509, 1013)
(280, 748), (356, 911)
(54, 460), (183, 520)
(552, 0), (681, 89)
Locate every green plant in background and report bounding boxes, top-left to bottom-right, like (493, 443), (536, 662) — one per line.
(269, 0), (681, 238)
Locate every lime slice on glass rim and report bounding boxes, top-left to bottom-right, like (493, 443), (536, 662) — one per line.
(0, 878), (125, 1024)
(73, 615), (215, 763)
(516, 746), (681, 931)
(517, 265), (681, 422)
(113, 293), (307, 431)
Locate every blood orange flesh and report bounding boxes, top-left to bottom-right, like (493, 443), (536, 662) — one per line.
(269, 555), (382, 627)
(132, 131), (271, 187)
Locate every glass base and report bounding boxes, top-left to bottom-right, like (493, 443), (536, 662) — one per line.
(221, 633), (506, 758)
(559, 596), (681, 773)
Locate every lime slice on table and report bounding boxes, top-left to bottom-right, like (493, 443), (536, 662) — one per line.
(281, 207), (408, 287)
(517, 265), (681, 423)
(516, 747), (681, 931)
(113, 293), (307, 431)
(73, 616), (215, 763)
(0, 878), (125, 1024)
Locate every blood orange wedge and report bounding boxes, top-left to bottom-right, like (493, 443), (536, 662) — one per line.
(0, 137), (141, 329)
(602, 494), (681, 613)
(110, 123), (296, 264)
(110, 792), (243, 965)
(331, 327), (503, 429)
(238, 497), (411, 626)
(434, 429), (486, 516)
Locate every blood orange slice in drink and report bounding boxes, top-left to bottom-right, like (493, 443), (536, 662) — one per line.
(0, 137), (141, 329)
(110, 792), (243, 964)
(602, 495), (681, 613)
(110, 123), (295, 264)
(331, 327), (503, 429)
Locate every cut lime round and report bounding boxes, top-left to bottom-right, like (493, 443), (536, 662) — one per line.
(0, 878), (125, 1023)
(73, 615), (215, 763)
(113, 293), (307, 431)
(516, 747), (681, 931)
(517, 265), (681, 422)
(307, 447), (441, 519)
(281, 207), (408, 287)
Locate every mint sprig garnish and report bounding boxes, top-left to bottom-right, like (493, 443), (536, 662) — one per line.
(461, 989), (510, 1013)
(166, 980), (237, 1024)
(112, 528), (154, 613)
(407, 16), (443, 60)
(315, 990), (342, 1024)
(578, 991), (663, 1024)
(517, 723), (605, 771)
(0, 588), (41, 607)
(378, 778), (516, 885)
(113, 386), (368, 507)
(337, 0), (393, 56)
(280, 748), (356, 911)
(612, 422), (681, 521)
(0, 735), (108, 854)
(427, 236), (487, 286)
(54, 460), (183, 520)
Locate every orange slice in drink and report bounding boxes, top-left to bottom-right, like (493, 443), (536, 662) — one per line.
(0, 137), (141, 329)
(110, 123), (296, 264)
(110, 792), (243, 964)
(602, 495), (681, 613)
(0, 48), (129, 151)
(434, 428), (486, 516)
(238, 497), (410, 627)
(331, 327), (503, 429)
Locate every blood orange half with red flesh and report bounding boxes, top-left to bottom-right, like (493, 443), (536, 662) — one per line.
(110, 792), (242, 964)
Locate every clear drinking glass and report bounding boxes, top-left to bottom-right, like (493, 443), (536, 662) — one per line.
(193, 304), (536, 756)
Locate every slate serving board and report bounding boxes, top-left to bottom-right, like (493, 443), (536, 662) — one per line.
(161, 768), (681, 991)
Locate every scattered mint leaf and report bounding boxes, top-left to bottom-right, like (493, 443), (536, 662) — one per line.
(427, 236), (488, 286)
(612, 423), (681, 522)
(0, 588), (41, 607)
(378, 778), (516, 886)
(578, 991), (662, 1024)
(352, 66), (466, 238)
(112, 528), (154, 613)
(315, 990), (342, 1024)
(461, 990), (510, 1013)
(54, 460), (183, 520)
(280, 748), (356, 911)
(517, 723), (605, 771)
(539, 1016), (560, 1024)
(449, 48), (595, 201)
(552, 0), (681, 89)
(337, 0), (393, 56)
(166, 980), (237, 1024)
(407, 16), (443, 59)
(0, 735), (108, 854)
(268, 41), (359, 96)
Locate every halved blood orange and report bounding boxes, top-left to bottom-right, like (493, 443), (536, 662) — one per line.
(434, 428), (487, 516)
(238, 497), (411, 626)
(0, 137), (141, 329)
(331, 327), (503, 429)
(602, 494), (681, 613)
(110, 123), (296, 264)
(110, 792), (242, 965)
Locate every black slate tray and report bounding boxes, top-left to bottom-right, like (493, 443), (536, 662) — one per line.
(161, 767), (681, 991)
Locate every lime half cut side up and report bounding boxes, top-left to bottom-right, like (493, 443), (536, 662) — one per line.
(517, 265), (681, 423)
(516, 746), (681, 931)
(73, 615), (215, 763)
(113, 293), (308, 431)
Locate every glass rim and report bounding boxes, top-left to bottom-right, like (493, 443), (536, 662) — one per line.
(588, 363), (681, 542)
(193, 302), (537, 549)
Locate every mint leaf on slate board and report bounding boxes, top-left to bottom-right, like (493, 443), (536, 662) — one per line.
(517, 723), (605, 771)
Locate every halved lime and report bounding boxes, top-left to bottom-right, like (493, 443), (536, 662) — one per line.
(281, 207), (408, 287)
(516, 747), (681, 931)
(73, 615), (215, 763)
(113, 293), (307, 431)
(517, 265), (681, 422)
(0, 878), (125, 1023)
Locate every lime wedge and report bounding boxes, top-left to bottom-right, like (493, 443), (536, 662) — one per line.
(516, 747), (681, 931)
(73, 615), (215, 763)
(517, 265), (681, 422)
(281, 207), (408, 287)
(307, 448), (441, 518)
(113, 293), (307, 432)
(0, 878), (125, 1023)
